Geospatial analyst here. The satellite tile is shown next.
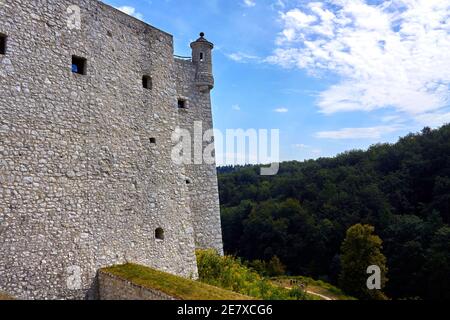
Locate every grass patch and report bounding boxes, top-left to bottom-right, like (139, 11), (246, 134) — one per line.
(101, 264), (252, 300)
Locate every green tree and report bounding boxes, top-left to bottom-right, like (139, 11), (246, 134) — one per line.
(266, 256), (286, 277)
(218, 124), (450, 299)
(425, 226), (450, 300)
(339, 224), (388, 300)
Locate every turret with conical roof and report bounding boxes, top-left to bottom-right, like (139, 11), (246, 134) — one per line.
(190, 32), (214, 92)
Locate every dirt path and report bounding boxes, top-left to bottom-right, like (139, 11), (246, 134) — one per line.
(306, 290), (333, 301)
(283, 286), (335, 301)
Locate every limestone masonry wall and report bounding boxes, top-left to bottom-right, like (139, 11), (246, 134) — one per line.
(175, 58), (223, 255)
(98, 271), (177, 300)
(0, 0), (223, 300)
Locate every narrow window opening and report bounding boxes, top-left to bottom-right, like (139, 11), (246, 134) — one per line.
(178, 99), (186, 109)
(0, 34), (7, 55)
(155, 228), (165, 241)
(200, 52), (204, 61)
(142, 75), (152, 89)
(150, 137), (156, 144)
(72, 56), (87, 75)
(186, 179), (192, 185)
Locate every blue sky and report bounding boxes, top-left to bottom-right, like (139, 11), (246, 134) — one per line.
(104, 0), (450, 164)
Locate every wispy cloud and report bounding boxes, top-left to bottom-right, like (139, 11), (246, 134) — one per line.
(272, 0), (286, 10)
(227, 52), (261, 63)
(242, 0), (256, 8)
(232, 104), (241, 111)
(274, 107), (289, 113)
(266, 0), (450, 127)
(414, 111), (450, 127)
(116, 6), (144, 21)
(316, 125), (402, 140)
(292, 143), (322, 158)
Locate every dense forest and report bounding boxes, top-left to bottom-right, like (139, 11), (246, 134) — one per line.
(218, 125), (450, 300)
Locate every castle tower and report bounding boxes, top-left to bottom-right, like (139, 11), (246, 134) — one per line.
(175, 32), (224, 255)
(190, 33), (214, 92)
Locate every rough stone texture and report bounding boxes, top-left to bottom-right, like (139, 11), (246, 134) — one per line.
(175, 55), (223, 255)
(0, 0), (223, 300)
(98, 271), (177, 300)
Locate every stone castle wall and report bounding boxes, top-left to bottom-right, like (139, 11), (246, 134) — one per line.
(0, 0), (222, 300)
(175, 59), (223, 254)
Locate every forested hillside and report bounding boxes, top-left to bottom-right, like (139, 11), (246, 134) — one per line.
(218, 125), (450, 300)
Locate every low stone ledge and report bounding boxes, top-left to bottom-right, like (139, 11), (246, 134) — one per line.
(98, 270), (178, 300)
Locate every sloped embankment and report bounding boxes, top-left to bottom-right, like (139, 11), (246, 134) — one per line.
(99, 264), (252, 300)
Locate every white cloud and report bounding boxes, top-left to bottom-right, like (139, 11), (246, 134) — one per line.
(116, 6), (144, 21)
(243, 0), (256, 8)
(414, 111), (450, 127)
(316, 125), (402, 140)
(232, 104), (241, 111)
(381, 115), (404, 123)
(274, 107), (289, 113)
(267, 0), (450, 126)
(227, 52), (260, 63)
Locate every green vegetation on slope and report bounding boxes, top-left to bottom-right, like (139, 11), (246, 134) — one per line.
(218, 125), (450, 300)
(102, 264), (251, 300)
(271, 276), (355, 300)
(196, 249), (317, 300)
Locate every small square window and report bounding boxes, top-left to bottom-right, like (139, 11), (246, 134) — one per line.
(0, 34), (7, 55)
(72, 56), (87, 75)
(143, 75), (152, 89)
(178, 99), (186, 109)
(150, 138), (156, 144)
(155, 228), (165, 241)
